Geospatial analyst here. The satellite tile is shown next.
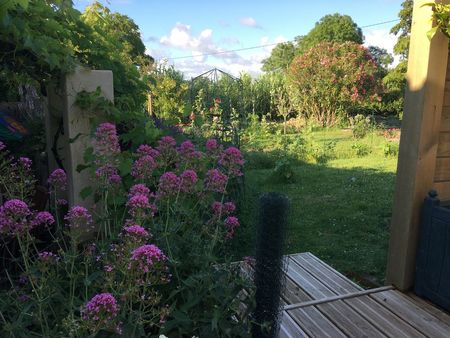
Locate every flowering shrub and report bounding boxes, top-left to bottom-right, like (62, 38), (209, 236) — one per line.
(287, 41), (382, 126)
(0, 124), (252, 337)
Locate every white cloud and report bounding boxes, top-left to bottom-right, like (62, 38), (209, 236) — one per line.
(240, 17), (262, 29)
(363, 28), (400, 67)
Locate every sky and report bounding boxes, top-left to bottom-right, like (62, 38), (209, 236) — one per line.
(74, 0), (404, 78)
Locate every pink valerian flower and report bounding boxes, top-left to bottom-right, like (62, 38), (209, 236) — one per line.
(211, 201), (236, 217)
(38, 251), (60, 264)
(224, 216), (240, 239)
(129, 244), (166, 273)
(32, 211), (55, 228)
(18, 157), (32, 171)
(128, 184), (150, 198)
(126, 194), (156, 218)
(156, 136), (178, 165)
(64, 206), (92, 229)
(18, 294), (31, 302)
(157, 172), (180, 197)
(95, 164), (121, 186)
(0, 141), (6, 151)
(219, 147), (245, 177)
(206, 139), (219, 152)
(0, 199), (32, 235)
(123, 225), (150, 241)
(104, 265), (114, 273)
(243, 256), (256, 266)
(94, 123), (121, 158)
(81, 293), (119, 329)
(131, 155), (157, 180)
(48, 169), (67, 191)
(204, 169), (228, 193)
(179, 169), (198, 193)
(136, 144), (160, 158)
(177, 140), (195, 157)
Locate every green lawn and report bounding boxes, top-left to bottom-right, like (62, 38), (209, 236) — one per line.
(238, 128), (398, 286)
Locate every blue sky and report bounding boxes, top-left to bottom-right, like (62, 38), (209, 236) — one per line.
(74, 0), (403, 77)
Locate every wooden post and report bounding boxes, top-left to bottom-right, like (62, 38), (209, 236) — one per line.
(46, 67), (113, 208)
(386, 0), (449, 290)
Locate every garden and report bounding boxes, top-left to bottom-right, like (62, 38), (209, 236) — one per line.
(0, 0), (427, 337)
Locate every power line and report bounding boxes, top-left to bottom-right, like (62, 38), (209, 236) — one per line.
(163, 18), (400, 61)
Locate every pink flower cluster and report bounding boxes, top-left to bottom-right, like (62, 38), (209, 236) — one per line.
(128, 184), (150, 198)
(179, 169), (198, 193)
(211, 201), (236, 216)
(137, 144), (160, 158)
(158, 172), (180, 197)
(224, 216), (240, 239)
(19, 157), (32, 171)
(131, 155), (157, 181)
(65, 206), (92, 229)
(156, 136), (178, 165)
(48, 169), (67, 191)
(94, 123), (120, 158)
(81, 293), (119, 327)
(204, 169), (228, 193)
(32, 211), (55, 228)
(95, 164), (121, 185)
(0, 199), (32, 235)
(219, 147), (245, 177)
(123, 225), (149, 239)
(129, 244), (166, 273)
(0, 141), (6, 152)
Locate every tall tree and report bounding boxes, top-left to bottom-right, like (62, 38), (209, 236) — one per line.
(297, 13), (364, 54)
(261, 42), (296, 72)
(390, 0), (413, 60)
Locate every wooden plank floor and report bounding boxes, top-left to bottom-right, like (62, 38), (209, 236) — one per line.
(279, 252), (450, 338)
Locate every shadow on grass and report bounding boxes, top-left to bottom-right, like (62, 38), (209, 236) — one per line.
(231, 154), (396, 287)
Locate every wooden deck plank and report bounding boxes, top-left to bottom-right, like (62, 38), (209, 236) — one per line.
(344, 295), (427, 338)
(407, 292), (450, 326)
(279, 312), (309, 338)
(370, 290), (450, 338)
(286, 258), (336, 300)
(282, 273), (313, 304)
(316, 300), (387, 338)
(303, 252), (363, 290)
(291, 253), (363, 294)
(287, 306), (347, 338)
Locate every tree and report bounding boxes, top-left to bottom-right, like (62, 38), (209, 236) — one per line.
(262, 13), (364, 73)
(367, 46), (394, 71)
(297, 13), (364, 54)
(391, 0), (413, 60)
(287, 42), (381, 126)
(261, 42), (296, 72)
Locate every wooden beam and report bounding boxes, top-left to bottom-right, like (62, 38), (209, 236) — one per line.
(386, 0), (450, 290)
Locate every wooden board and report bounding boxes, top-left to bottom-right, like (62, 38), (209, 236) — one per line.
(437, 132), (450, 157)
(440, 107), (450, 132)
(434, 157), (450, 181)
(279, 253), (450, 338)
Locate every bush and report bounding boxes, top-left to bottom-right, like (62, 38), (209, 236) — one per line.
(383, 141), (399, 157)
(0, 126), (253, 337)
(350, 114), (374, 139)
(269, 159), (296, 183)
(287, 41), (382, 127)
(351, 142), (371, 157)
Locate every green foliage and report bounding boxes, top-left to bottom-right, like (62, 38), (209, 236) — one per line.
(423, 2), (450, 39)
(297, 13), (364, 54)
(287, 41), (381, 126)
(382, 141), (399, 157)
(350, 114), (374, 139)
(261, 42), (296, 72)
(269, 158), (296, 183)
(391, 0), (413, 60)
(351, 142), (371, 157)
(148, 65), (188, 123)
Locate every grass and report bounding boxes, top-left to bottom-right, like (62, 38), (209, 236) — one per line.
(237, 127), (399, 286)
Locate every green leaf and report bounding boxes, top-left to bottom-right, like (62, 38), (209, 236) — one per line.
(427, 26), (438, 40)
(76, 164), (90, 173)
(80, 186), (93, 200)
(118, 156), (133, 176)
(83, 147), (94, 163)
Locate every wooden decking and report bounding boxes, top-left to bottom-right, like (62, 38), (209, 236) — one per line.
(279, 252), (450, 338)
